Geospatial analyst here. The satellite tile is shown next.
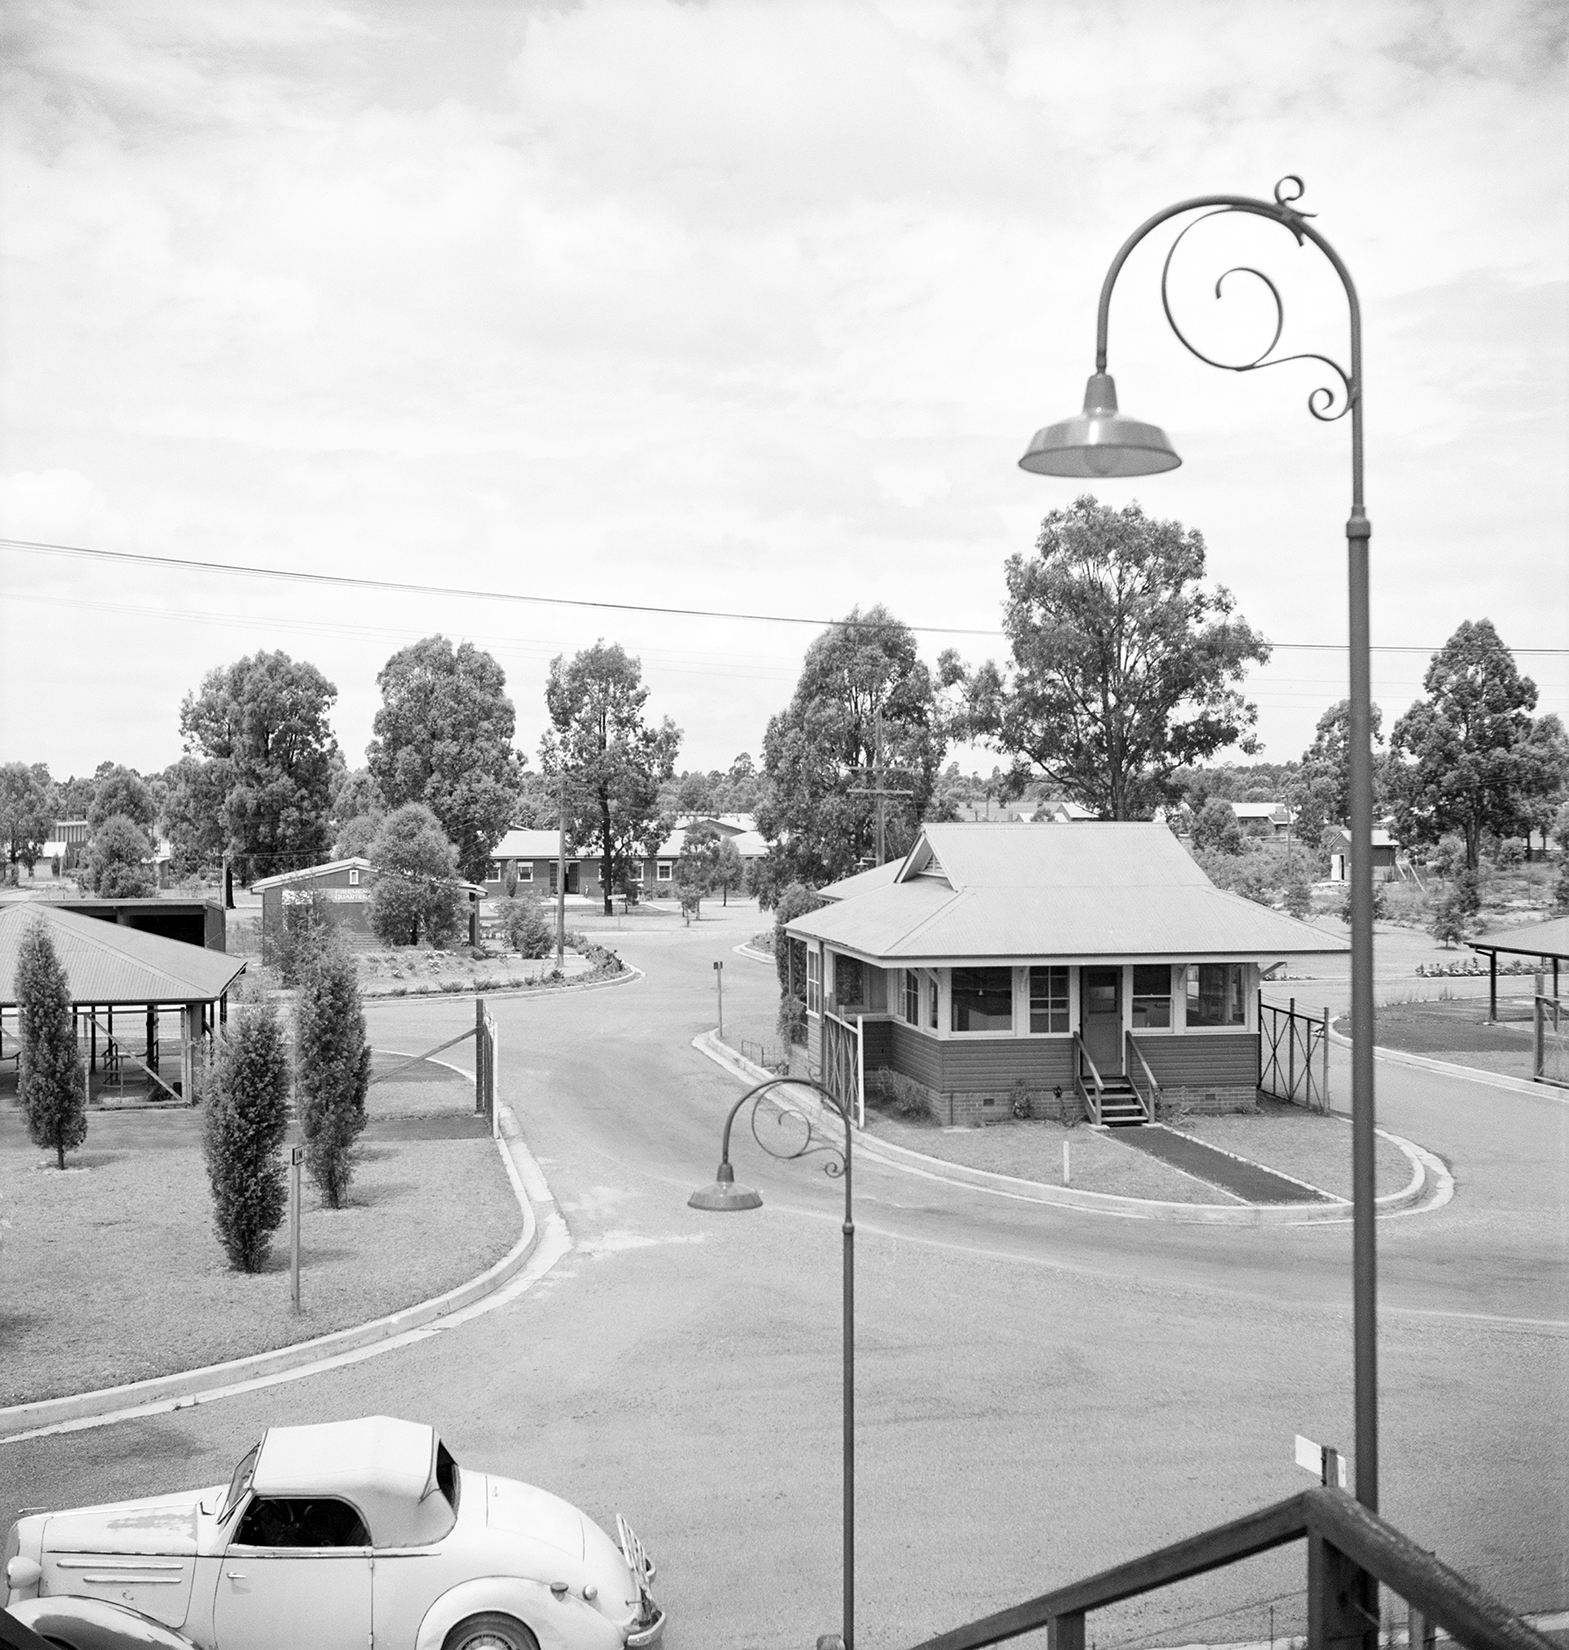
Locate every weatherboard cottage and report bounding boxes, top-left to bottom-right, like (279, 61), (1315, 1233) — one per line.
(784, 822), (1346, 1127)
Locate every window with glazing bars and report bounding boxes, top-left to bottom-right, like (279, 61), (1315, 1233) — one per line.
(806, 948), (822, 1015)
(1028, 966), (1069, 1033)
(1131, 965), (1172, 1028)
(903, 969), (920, 1025)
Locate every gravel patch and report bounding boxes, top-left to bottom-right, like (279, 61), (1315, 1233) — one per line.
(0, 1068), (519, 1407)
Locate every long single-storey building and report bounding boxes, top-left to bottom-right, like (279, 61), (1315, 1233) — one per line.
(784, 822), (1348, 1126)
(484, 815), (767, 901)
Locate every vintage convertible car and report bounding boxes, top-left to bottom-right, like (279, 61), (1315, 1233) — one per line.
(3, 1415), (664, 1650)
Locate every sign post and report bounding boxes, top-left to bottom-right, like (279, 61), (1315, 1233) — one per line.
(714, 960), (724, 1042)
(289, 1144), (304, 1314)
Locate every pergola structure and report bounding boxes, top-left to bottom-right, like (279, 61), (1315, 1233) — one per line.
(0, 904), (247, 1104)
(1469, 915), (1568, 1022)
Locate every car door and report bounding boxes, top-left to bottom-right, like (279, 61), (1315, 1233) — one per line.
(213, 1495), (372, 1650)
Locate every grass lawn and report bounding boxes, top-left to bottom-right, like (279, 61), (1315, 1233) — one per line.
(859, 1097), (1414, 1204)
(1183, 1102), (1412, 1200)
(860, 1110), (1223, 1202)
(0, 1052), (518, 1408)
(1336, 997), (1542, 1083)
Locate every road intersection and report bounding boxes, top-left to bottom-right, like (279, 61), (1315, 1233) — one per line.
(3, 902), (1564, 1650)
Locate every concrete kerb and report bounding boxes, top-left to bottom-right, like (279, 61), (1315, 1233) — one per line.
(692, 1033), (1445, 1226)
(0, 1104), (562, 1443)
(1326, 1023), (1564, 1100)
(733, 942), (773, 965)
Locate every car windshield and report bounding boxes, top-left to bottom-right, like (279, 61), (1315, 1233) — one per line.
(221, 1444), (259, 1523)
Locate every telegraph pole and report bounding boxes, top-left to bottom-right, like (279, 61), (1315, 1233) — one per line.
(850, 706), (913, 867)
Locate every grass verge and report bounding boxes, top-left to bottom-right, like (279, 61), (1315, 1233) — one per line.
(0, 1060), (518, 1408)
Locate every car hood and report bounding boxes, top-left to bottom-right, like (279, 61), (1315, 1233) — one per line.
(44, 1490), (201, 1556)
(481, 1474), (584, 1560)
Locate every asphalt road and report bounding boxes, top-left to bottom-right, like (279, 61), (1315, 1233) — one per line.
(3, 901), (1565, 1650)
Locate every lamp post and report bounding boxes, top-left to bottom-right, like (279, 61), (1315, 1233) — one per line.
(690, 1075), (855, 1650)
(1017, 176), (1379, 1516)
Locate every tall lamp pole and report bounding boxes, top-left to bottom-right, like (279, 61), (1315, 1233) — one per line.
(1017, 176), (1378, 1515)
(690, 1076), (855, 1650)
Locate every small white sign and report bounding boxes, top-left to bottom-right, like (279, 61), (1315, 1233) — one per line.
(1294, 1434), (1347, 1486)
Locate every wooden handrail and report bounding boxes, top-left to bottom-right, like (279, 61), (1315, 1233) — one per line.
(1071, 1033), (1104, 1126)
(898, 1485), (1552, 1650)
(1125, 1030), (1160, 1122)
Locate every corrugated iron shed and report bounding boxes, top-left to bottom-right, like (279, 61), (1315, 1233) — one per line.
(0, 905), (246, 1006)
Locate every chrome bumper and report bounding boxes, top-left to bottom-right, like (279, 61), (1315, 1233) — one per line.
(625, 1605), (666, 1647)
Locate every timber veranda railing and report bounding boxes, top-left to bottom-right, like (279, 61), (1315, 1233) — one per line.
(1259, 995), (1331, 1112)
(897, 1482), (1551, 1650)
(820, 1009), (865, 1129)
(1072, 1032), (1105, 1125)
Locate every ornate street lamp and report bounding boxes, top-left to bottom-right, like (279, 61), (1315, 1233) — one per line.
(1019, 176), (1380, 1518)
(690, 1076), (856, 1650)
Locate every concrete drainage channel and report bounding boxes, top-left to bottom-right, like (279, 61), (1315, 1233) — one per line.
(692, 1033), (1453, 1225)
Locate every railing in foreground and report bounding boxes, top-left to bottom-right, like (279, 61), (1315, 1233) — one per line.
(897, 1485), (1550, 1650)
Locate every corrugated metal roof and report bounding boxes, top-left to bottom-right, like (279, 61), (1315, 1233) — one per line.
(0, 905), (246, 1005)
(491, 829), (565, 861)
(819, 861), (903, 901)
(906, 821), (1210, 889)
(252, 856), (373, 891)
(786, 823), (1348, 962)
(1471, 916), (1569, 959)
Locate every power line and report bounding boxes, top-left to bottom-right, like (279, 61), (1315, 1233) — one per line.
(3, 535), (1566, 657)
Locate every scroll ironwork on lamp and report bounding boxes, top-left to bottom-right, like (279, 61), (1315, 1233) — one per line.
(1017, 178), (1381, 1547)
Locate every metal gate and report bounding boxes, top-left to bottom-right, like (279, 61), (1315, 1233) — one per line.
(1258, 995), (1330, 1111)
(368, 997), (500, 1139)
(820, 1010), (864, 1128)
(1534, 994), (1567, 1089)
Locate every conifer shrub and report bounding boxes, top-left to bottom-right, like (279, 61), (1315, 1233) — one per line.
(294, 940), (372, 1209)
(16, 918), (87, 1169)
(203, 1003), (291, 1271)
(497, 894), (552, 957)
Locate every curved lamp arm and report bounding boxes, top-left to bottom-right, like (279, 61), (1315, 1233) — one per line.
(1093, 175), (1364, 515)
(690, 1075), (852, 1211)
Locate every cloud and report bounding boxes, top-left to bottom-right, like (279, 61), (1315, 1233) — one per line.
(1, 0), (1563, 778)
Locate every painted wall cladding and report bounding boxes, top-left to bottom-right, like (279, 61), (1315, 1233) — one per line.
(862, 1018), (895, 1068)
(1137, 1031), (1260, 1112)
(885, 1026), (1083, 1127)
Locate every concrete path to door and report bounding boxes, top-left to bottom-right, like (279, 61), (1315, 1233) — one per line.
(1117, 1123), (1339, 1204)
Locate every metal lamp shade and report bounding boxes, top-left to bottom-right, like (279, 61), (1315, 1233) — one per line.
(1019, 372), (1181, 478)
(688, 1161), (763, 1212)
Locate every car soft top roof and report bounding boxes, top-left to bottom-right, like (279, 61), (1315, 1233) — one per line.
(251, 1416), (454, 1547)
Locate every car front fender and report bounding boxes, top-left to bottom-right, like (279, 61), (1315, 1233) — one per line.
(7, 1597), (201, 1650)
(414, 1576), (623, 1650)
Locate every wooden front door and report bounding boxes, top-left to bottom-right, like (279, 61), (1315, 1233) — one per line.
(1081, 967), (1123, 1075)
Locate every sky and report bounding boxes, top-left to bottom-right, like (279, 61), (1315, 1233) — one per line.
(2, 0), (1566, 790)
